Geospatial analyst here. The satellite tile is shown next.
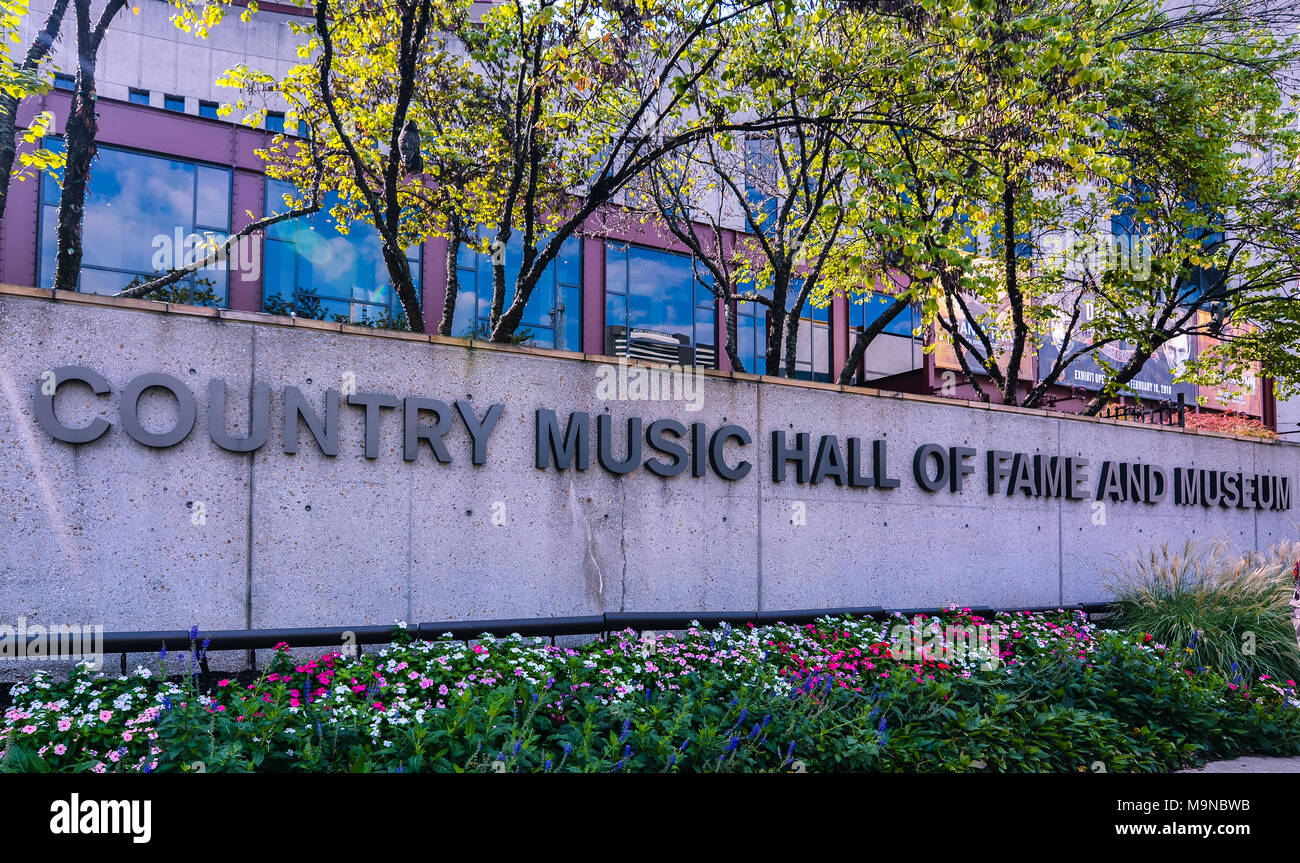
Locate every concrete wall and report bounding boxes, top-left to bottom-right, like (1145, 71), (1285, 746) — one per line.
(1, 287), (1296, 644)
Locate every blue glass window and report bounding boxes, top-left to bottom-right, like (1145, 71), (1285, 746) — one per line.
(990, 220), (1034, 258)
(846, 291), (923, 383)
(263, 179), (422, 328)
(164, 94), (185, 113)
(53, 73), (74, 91)
(780, 284), (830, 382)
(1111, 178), (1159, 240)
(37, 140), (232, 304)
(453, 229), (581, 349)
(198, 100), (219, 119)
(128, 88), (150, 106)
(744, 136), (778, 235)
(735, 292), (767, 376)
(1174, 200), (1225, 306)
(605, 243), (716, 368)
(850, 291), (917, 339)
(266, 112), (285, 133)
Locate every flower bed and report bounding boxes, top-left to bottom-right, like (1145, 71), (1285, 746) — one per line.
(2, 609), (1297, 772)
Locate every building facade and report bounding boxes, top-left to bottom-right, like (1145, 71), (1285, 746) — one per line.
(5, 0), (1284, 429)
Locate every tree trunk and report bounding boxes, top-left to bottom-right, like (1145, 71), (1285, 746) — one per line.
(0, 0), (71, 224)
(1082, 343), (1163, 416)
(837, 294), (911, 386)
(51, 77), (97, 293)
(782, 305), (801, 378)
(999, 177), (1026, 406)
(763, 307), (783, 377)
(489, 227), (509, 333)
(722, 292), (744, 373)
(52, 0), (127, 294)
(492, 263), (535, 342)
(380, 241), (424, 332)
(440, 229), (460, 337)
(782, 276), (817, 379)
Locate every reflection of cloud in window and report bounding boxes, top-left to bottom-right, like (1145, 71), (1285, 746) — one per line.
(39, 143), (231, 305)
(289, 227), (335, 267)
(84, 158), (195, 272)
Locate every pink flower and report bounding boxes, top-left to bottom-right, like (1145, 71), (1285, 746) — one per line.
(108, 750), (120, 763)
(57, 719), (71, 732)
(122, 732), (133, 742)
(53, 744), (67, 755)
(217, 679), (230, 687)
(98, 710), (113, 722)
(20, 725), (36, 734)
(472, 645), (487, 655)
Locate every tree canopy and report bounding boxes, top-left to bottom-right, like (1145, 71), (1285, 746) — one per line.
(10, 0), (1292, 413)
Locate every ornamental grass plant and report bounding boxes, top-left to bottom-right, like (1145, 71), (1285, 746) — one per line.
(1106, 539), (1300, 685)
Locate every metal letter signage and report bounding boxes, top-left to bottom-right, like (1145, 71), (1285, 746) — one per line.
(30, 368), (1293, 511)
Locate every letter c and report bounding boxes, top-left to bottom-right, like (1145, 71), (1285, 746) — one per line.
(33, 366), (111, 444)
(709, 425), (752, 481)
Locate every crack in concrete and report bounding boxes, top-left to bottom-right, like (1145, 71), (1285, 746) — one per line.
(570, 476), (603, 606)
(619, 481), (628, 613)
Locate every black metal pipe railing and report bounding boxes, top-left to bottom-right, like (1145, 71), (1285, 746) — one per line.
(53, 601), (1115, 664)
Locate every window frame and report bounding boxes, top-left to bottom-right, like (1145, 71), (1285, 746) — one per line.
(261, 178), (424, 327)
(603, 240), (718, 369)
(35, 137), (234, 304)
(454, 228), (582, 350)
